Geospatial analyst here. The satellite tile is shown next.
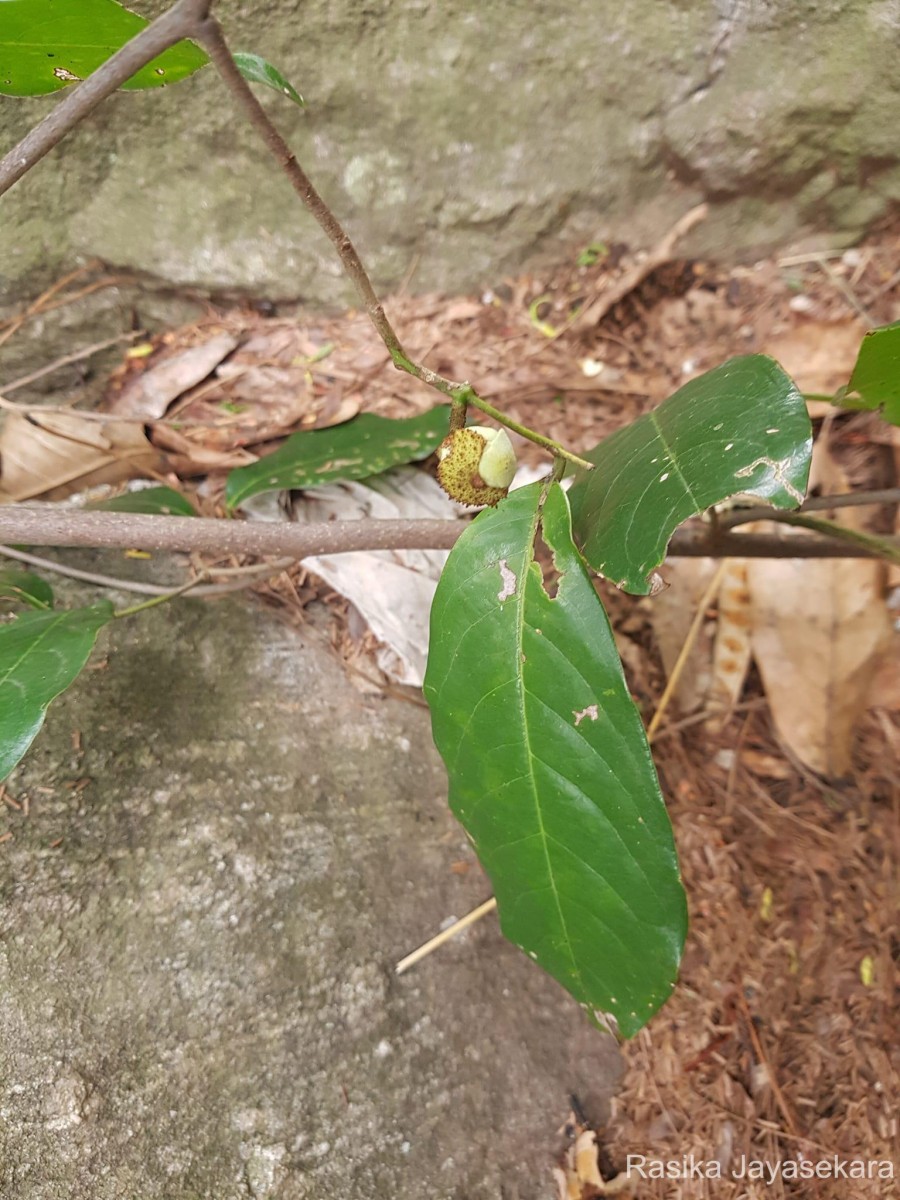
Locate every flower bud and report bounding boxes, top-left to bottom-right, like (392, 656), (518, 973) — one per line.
(436, 425), (517, 507)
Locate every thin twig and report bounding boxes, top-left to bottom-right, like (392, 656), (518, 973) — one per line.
(0, 261), (101, 350)
(0, 544), (297, 597)
(0, 0), (212, 197)
(814, 255), (874, 327)
(0, 331), (146, 395)
(870, 264), (900, 301)
(721, 508), (900, 566)
(717, 488), (900, 526)
(114, 571), (213, 616)
(0, 275), (137, 350)
(735, 990), (800, 1137)
(193, 13), (592, 472)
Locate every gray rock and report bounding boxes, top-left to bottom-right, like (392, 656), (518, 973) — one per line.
(1, 0), (897, 305)
(0, 584), (621, 1199)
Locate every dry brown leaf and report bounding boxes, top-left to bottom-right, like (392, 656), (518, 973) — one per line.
(573, 1130), (604, 1188)
(0, 411), (162, 502)
(762, 319), (866, 397)
(649, 558), (718, 713)
(111, 333), (240, 419)
(151, 391), (360, 477)
(867, 630), (900, 710)
(707, 559), (753, 730)
(746, 485), (891, 775)
(746, 438), (892, 776)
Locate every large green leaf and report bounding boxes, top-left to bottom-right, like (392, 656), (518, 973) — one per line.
(424, 482), (686, 1037)
(225, 407), (451, 510)
(0, 567), (53, 610)
(88, 485), (197, 517)
(0, 0), (207, 96)
(0, 602), (114, 780)
(835, 320), (900, 426)
(569, 355), (811, 594)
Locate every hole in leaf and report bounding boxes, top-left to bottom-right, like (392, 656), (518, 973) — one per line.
(533, 523), (563, 599)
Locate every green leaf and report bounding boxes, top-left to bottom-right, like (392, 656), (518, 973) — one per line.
(835, 320), (900, 425)
(424, 483), (687, 1037)
(0, 602), (114, 781)
(569, 355), (812, 595)
(0, 568), (54, 610)
(0, 0), (207, 96)
(233, 52), (303, 106)
(225, 407), (451, 510)
(87, 486), (197, 517)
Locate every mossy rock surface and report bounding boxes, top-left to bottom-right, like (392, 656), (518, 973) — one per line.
(0, 571), (620, 1199)
(1, 0), (897, 304)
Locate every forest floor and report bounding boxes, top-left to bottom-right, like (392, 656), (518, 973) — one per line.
(1, 222), (898, 1198)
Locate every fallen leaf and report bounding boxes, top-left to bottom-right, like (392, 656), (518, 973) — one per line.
(649, 558), (718, 713)
(707, 559), (753, 728)
(763, 319), (866, 397)
(740, 748), (795, 780)
(745, 441), (891, 776)
(111, 332), (240, 419)
(0, 411), (162, 502)
(289, 466), (468, 685)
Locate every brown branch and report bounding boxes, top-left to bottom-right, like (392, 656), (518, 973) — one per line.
(192, 14), (593, 472)
(0, 0), (212, 197)
(718, 488), (900, 527)
(0, 507), (892, 562)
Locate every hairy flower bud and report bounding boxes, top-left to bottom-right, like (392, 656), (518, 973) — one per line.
(436, 425), (517, 507)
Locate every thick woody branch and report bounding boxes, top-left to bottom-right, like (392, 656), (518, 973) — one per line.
(0, 507), (892, 562)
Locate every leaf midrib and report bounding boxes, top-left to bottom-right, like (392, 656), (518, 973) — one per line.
(0, 610), (69, 694)
(514, 515), (586, 1001)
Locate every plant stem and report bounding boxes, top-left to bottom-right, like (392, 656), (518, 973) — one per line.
(0, 0), (212, 196)
(760, 512), (900, 566)
(0, 508), (895, 562)
(0, 544), (297, 597)
(718, 487), (900, 527)
(456, 387), (595, 471)
(195, 15), (593, 472)
(114, 573), (210, 617)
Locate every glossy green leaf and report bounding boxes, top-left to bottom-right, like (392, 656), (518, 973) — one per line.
(569, 355), (812, 594)
(0, 568), (54, 610)
(225, 407), (451, 510)
(0, 602), (114, 780)
(835, 320), (900, 425)
(233, 52), (303, 106)
(88, 486), (197, 517)
(424, 482), (687, 1037)
(0, 0), (207, 96)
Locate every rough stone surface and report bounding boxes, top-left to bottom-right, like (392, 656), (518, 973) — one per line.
(0, 580), (621, 1199)
(1, 0), (898, 305)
